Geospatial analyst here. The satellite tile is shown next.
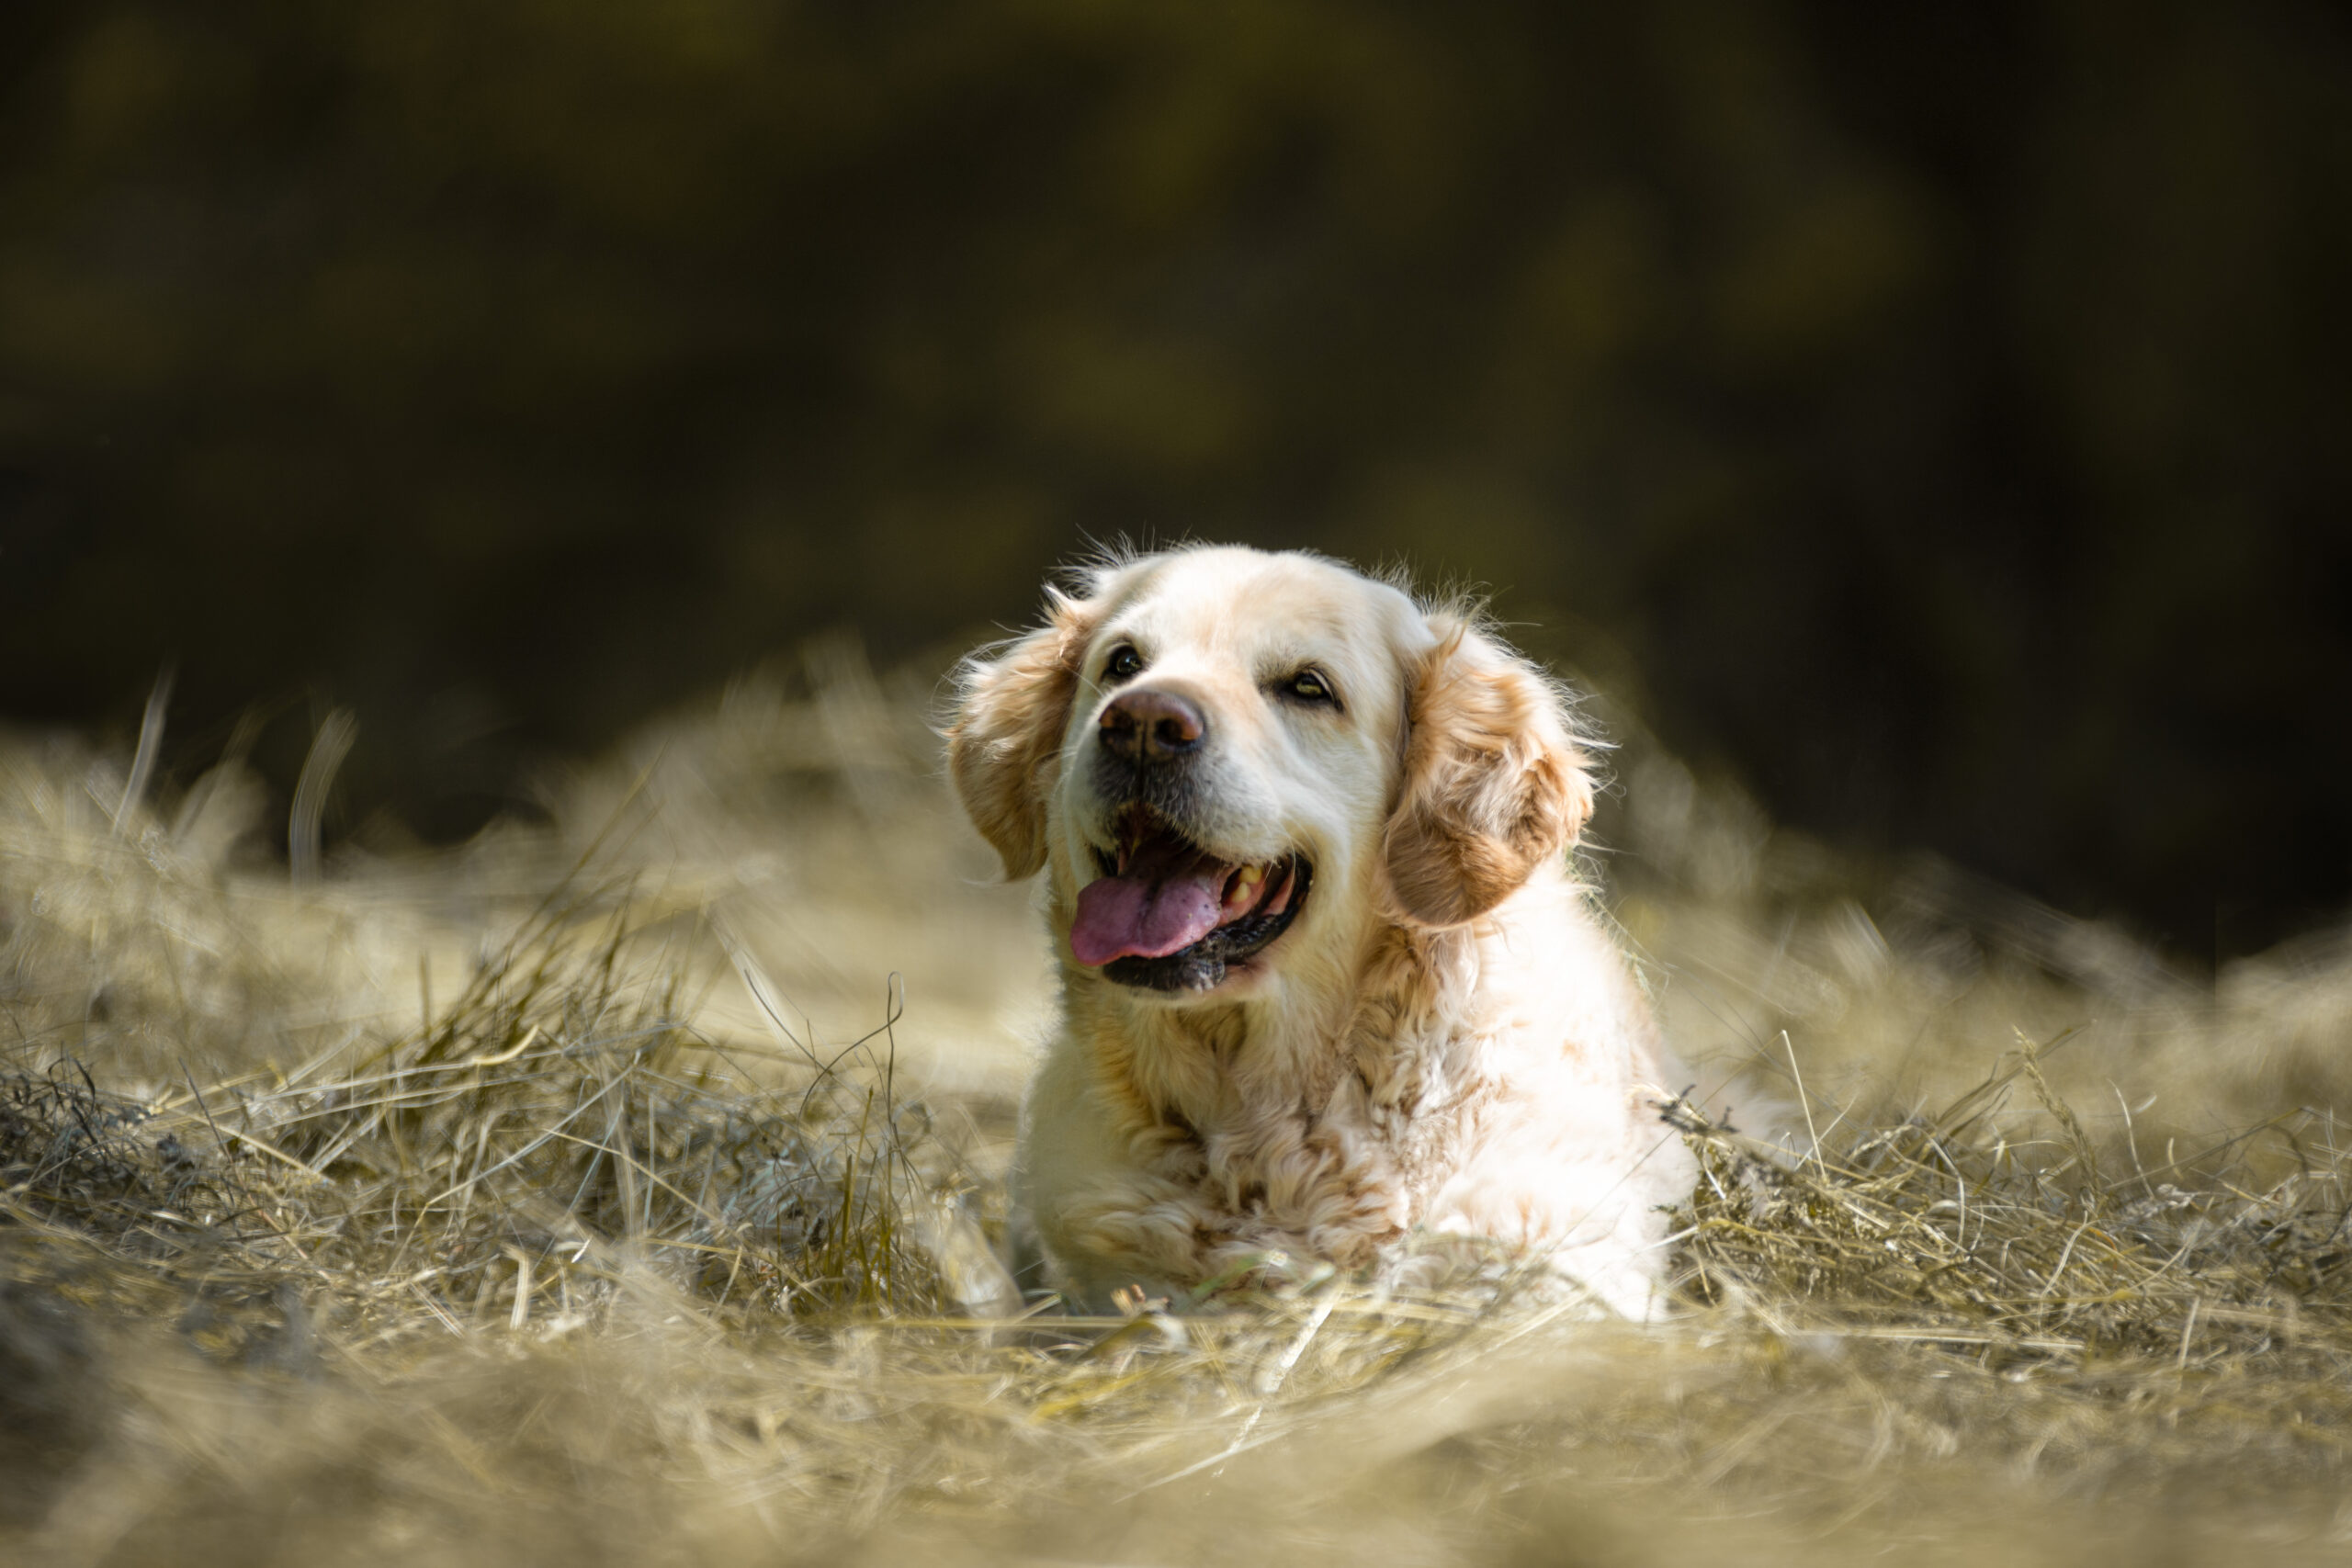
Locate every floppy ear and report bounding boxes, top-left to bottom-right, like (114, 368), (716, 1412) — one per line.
(947, 589), (1099, 878)
(1384, 616), (1596, 928)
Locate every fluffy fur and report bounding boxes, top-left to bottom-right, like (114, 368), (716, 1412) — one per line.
(948, 547), (1694, 1318)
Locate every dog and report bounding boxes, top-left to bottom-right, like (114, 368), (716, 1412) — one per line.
(948, 546), (1695, 1318)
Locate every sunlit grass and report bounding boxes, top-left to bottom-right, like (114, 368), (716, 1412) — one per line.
(4, 658), (2350, 1565)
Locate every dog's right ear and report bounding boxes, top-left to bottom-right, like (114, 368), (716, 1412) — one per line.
(946, 588), (1099, 879)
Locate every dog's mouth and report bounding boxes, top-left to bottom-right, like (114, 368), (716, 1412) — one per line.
(1071, 807), (1312, 994)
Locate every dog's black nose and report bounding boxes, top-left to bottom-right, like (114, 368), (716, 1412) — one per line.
(1100, 688), (1206, 764)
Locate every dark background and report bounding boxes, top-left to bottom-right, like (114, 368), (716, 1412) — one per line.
(2, 1), (2347, 958)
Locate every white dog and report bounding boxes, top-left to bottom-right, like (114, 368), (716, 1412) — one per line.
(949, 546), (1694, 1318)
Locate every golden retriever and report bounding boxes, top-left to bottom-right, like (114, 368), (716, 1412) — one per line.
(949, 546), (1694, 1317)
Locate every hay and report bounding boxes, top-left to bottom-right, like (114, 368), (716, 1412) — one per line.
(4, 663), (2351, 1565)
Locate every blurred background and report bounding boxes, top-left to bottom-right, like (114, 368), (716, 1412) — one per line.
(2, 0), (2347, 960)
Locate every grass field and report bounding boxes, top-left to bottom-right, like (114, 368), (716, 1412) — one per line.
(5, 650), (2350, 1566)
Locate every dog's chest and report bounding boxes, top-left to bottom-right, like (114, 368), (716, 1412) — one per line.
(1131, 1017), (1495, 1246)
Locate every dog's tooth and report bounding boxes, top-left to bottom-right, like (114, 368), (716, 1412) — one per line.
(1221, 864), (1260, 915)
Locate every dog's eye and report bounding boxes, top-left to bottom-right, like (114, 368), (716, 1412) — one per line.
(1283, 669), (1339, 706)
(1102, 645), (1145, 682)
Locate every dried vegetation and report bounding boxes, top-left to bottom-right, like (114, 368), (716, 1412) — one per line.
(4, 658), (2350, 1565)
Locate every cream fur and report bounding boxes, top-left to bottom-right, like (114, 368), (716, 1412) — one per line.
(948, 546), (1695, 1319)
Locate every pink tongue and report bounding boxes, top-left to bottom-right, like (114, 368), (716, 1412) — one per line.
(1070, 871), (1227, 966)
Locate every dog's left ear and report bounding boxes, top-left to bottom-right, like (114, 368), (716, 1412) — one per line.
(946, 588), (1100, 879)
(1384, 617), (1596, 928)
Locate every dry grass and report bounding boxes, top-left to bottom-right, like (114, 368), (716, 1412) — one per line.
(4, 652), (2350, 1566)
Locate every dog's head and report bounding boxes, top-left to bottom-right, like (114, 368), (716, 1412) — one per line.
(948, 547), (1594, 999)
